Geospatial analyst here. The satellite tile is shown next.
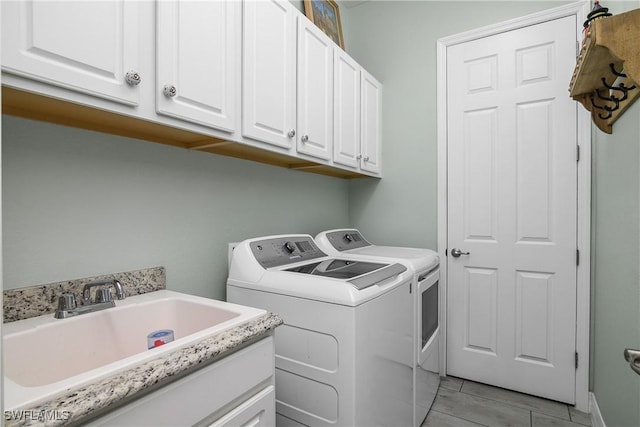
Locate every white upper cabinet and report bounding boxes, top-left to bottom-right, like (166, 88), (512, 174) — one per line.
(156, 0), (238, 133)
(333, 49), (361, 169)
(361, 70), (382, 175)
(296, 17), (333, 161)
(242, 0), (297, 150)
(2, 1), (142, 106)
(1, 0), (383, 178)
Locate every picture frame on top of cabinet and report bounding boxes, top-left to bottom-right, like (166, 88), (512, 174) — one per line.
(303, 0), (345, 49)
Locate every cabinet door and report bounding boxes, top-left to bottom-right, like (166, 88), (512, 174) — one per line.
(333, 50), (361, 169)
(156, 0), (237, 132)
(1, 1), (141, 106)
(242, 0), (296, 150)
(361, 70), (382, 175)
(297, 17), (333, 161)
(209, 386), (275, 427)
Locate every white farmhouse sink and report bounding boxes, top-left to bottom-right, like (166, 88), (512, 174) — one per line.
(3, 290), (266, 410)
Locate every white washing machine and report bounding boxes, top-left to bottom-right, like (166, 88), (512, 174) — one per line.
(315, 229), (440, 427)
(227, 234), (414, 427)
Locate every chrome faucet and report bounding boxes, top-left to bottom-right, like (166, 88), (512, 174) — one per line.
(82, 278), (126, 303)
(54, 278), (126, 319)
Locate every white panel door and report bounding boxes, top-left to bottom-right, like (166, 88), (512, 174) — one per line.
(333, 49), (361, 169)
(1, 1), (141, 106)
(297, 17), (333, 160)
(242, 0), (296, 150)
(156, 0), (238, 132)
(446, 16), (578, 403)
(361, 70), (382, 175)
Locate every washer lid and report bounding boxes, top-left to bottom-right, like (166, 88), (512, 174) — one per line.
(285, 259), (407, 290)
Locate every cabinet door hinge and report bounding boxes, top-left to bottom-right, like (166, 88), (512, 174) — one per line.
(577, 145), (581, 162)
(445, 248), (448, 257)
(576, 249), (580, 266)
(575, 352), (579, 369)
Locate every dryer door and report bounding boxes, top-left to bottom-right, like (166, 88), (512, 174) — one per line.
(418, 268), (439, 366)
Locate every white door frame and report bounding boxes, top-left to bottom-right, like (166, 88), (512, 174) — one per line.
(436, 1), (592, 412)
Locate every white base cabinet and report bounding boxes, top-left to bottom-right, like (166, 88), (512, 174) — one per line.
(208, 386), (275, 427)
(86, 337), (275, 427)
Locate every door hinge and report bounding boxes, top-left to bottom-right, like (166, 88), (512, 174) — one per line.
(577, 145), (580, 162)
(576, 249), (580, 266)
(409, 282), (412, 294)
(575, 352), (579, 369)
(445, 248), (448, 256)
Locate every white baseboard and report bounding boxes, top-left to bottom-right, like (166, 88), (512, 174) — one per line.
(590, 392), (606, 427)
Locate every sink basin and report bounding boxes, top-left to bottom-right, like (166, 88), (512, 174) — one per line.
(3, 290), (266, 410)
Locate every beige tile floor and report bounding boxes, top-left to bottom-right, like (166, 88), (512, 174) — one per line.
(422, 377), (592, 427)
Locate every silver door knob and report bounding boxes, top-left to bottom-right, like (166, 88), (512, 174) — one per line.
(451, 248), (470, 258)
(363, 156), (370, 162)
(288, 129), (296, 138)
(624, 348), (640, 375)
(301, 135), (309, 143)
(356, 154), (362, 160)
(163, 84), (177, 98)
(125, 70), (141, 86)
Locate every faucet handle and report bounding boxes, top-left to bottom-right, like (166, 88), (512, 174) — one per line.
(59, 293), (77, 310)
(95, 288), (113, 304)
(55, 293), (77, 318)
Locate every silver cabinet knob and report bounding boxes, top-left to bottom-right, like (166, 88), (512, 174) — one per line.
(125, 70), (141, 86)
(624, 348), (640, 375)
(301, 135), (309, 143)
(163, 84), (177, 98)
(288, 129), (296, 138)
(356, 154), (363, 160)
(451, 248), (470, 258)
(363, 156), (370, 162)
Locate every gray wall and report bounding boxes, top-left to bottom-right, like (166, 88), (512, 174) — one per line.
(342, 1), (640, 426)
(2, 116), (351, 299)
(589, 3), (640, 426)
(341, 0), (567, 248)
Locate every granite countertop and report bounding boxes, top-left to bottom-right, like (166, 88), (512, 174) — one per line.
(6, 312), (283, 427)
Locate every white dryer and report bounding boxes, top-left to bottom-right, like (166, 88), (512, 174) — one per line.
(227, 234), (414, 427)
(315, 229), (440, 427)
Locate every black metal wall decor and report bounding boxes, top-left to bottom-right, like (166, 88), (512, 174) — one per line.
(569, 7), (640, 134)
(589, 64), (638, 120)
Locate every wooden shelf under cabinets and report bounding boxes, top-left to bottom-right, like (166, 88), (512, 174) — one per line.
(569, 8), (640, 134)
(1, 86), (365, 179)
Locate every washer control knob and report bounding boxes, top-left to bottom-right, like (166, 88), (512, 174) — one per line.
(283, 241), (296, 254)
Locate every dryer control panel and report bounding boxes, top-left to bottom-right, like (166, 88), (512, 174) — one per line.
(324, 229), (371, 252)
(250, 236), (327, 269)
